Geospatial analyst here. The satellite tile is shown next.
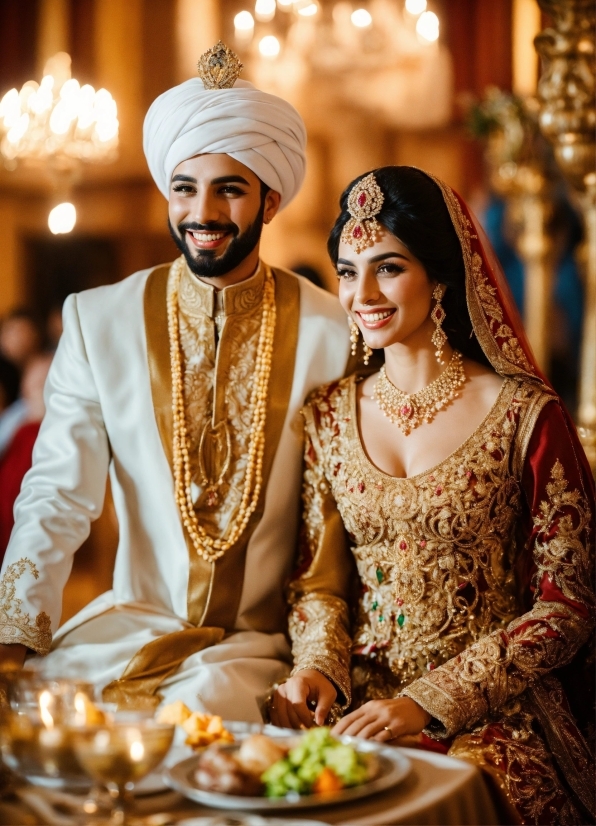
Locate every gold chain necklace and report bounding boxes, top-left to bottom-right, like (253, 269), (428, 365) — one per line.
(167, 257), (276, 562)
(373, 350), (465, 435)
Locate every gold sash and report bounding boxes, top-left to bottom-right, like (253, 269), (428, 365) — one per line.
(102, 627), (224, 709)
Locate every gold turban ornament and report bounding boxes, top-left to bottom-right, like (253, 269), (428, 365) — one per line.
(197, 41), (244, 90)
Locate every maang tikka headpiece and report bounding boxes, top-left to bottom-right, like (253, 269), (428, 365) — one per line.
(340, 173), (385, 253)
(197, 41), (244, 90)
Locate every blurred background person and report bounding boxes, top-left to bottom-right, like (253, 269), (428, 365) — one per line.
(0, 356), (19, 417)
(0, 309), (43, 373)
(0, 310), (43, 457)
(0, 351), (53, 563)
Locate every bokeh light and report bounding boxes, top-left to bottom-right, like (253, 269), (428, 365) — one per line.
(48, 202), (76, 234)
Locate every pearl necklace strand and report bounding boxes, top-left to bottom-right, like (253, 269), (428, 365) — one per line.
(373, 350), (466, 435)
(167, 257), (276, 562)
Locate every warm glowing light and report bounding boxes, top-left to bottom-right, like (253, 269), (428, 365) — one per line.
(255, 0), (276, 21)
(259, 35), (281, 57)
(0, 89), (21, 127)
(130, 739), (145, 762)
(234, 10), (255, 31)
(0, 54), (119, 168)
(405, 0), (427, 13)
(277, 0), (293, 6)
(60, 78), (81, 102)
(39, 690), (54, 729)
(351, 8), (372, 27)
(73, 692), (89, 725)
(6, 113), (29, 144)
(416, 10), (439, 41)
(49, 100), (75, 134)
(296, 0), (319, 16)
(48, 202), (76, 234)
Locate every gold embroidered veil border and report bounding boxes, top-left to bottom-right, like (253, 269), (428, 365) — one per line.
(424, 172), (551, 391)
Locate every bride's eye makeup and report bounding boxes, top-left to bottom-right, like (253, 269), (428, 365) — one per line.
(336, 267), (357, 280)
(377, 262), (406, 276)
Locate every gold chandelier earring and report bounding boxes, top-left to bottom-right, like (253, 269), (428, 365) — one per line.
(430, 284), (448, 365)
(348, 317), (372, 366)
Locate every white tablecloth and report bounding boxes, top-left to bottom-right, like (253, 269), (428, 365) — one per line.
(151, 747), (499, 826)
(0, 748), (499, 826)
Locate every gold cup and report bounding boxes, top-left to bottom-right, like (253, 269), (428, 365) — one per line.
(71, 716), (174, 824)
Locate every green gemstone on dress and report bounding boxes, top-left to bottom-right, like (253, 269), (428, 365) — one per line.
(397, 613), (405, 627)
(376, 568), (383, 583)
(378, 615), (384, 623)
(372, 601), (378, 611)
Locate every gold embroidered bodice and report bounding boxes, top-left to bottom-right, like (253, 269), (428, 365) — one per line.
(173, 261), (265, 538)
(289, 374), (594, 738)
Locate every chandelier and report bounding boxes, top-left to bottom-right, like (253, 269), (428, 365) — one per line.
(226, 0), (447, 129)
(232, 0), (439, 60)
(0, 52), (119, 234)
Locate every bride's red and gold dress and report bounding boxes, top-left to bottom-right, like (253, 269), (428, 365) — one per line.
(287, 181), (595, 826)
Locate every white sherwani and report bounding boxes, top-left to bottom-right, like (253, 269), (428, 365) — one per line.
(0, 259), (350, 721)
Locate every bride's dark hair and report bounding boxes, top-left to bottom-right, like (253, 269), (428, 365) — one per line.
(328, 165), (491, 367)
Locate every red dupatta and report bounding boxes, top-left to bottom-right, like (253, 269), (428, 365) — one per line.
(428, 173), (595, 494)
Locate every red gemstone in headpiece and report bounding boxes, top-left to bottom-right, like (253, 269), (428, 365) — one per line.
(358, 192), (367, 207)
(353, 225), (363, 239)
(400, 405), (412, 417)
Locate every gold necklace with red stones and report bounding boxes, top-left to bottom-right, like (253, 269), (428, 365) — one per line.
(372, 350), (465, 435)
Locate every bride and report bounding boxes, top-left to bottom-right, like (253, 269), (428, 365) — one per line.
(270, 167), (595, 824)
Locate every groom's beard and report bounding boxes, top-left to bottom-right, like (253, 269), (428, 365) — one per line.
(168, 200), (265, 278)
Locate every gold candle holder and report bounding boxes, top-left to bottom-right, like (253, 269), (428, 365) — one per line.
(0, 674), (98, 790)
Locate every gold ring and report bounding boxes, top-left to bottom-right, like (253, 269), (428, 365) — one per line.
(383, 726), (394, 739)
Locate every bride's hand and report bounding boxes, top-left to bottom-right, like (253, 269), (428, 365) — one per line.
(332, 697), (431, 742)
(269, 669), (337, 730)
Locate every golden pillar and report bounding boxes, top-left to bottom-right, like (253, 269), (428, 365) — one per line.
(535, 0), (596, 471)
(481, 95), (554, 373)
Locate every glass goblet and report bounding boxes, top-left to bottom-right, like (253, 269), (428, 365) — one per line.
(1, 673), (97, 790)
(71, 718), (174, 825)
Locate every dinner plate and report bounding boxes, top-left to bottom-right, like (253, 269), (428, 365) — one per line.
(164, 733), (411, 811)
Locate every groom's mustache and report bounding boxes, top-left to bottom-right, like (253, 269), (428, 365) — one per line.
(177, 220), (239, 237)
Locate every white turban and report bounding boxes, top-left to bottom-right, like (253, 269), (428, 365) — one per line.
(143, 78), (306, 210)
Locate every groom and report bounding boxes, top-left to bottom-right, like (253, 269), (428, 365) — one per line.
(0, 43), (350, 720)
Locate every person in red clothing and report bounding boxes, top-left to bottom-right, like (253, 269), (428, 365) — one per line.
(0, 353), (53, 562)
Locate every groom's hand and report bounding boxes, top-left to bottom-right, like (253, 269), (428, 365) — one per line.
(269, 669), (337, 729)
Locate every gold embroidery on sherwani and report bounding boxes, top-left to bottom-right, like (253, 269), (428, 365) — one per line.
(118, 261), (301, 710)
(0, 559), (51, 654)
(144, 263), (213, 624)
(177, 261), (264, 538)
